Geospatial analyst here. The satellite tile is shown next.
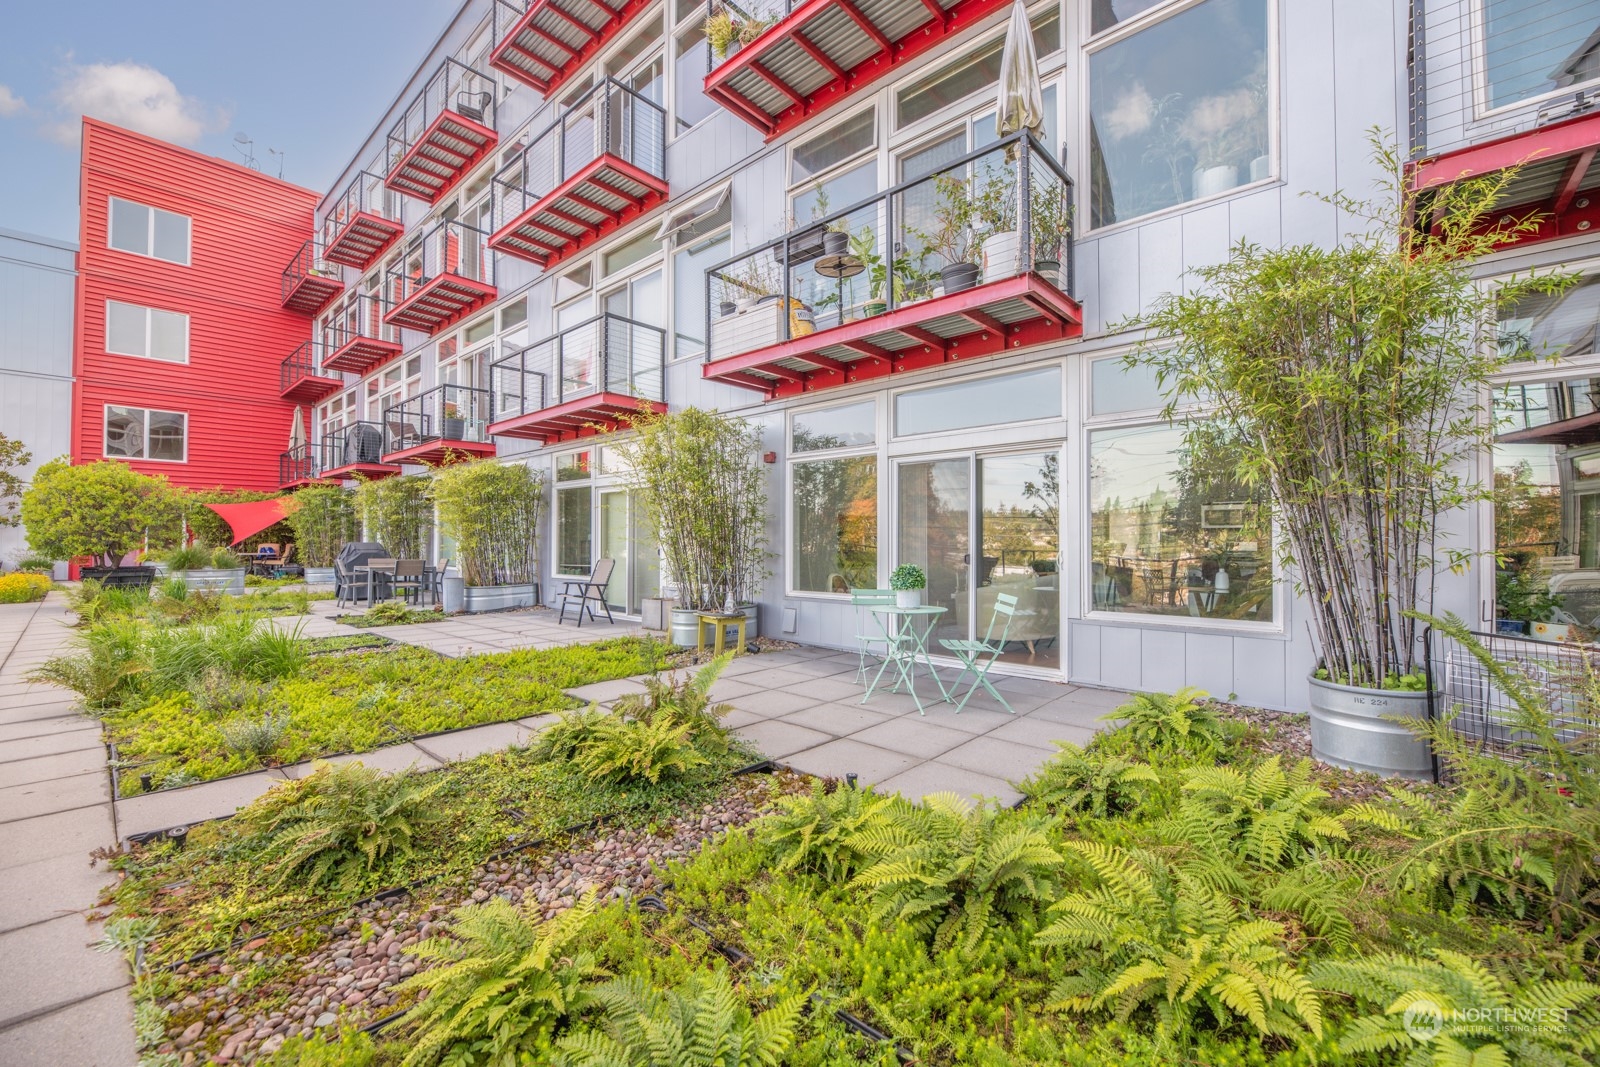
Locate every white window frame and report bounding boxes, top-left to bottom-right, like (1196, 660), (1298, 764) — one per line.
(1078, 0), (1280, 235)
(1470, 0), (1600, 120)
(107, 196), (191, 265)
(104, 300), (190, 364)
(787, 104), (883, 223)
(785, 396), (887, 598)
(668, 0), (716, 140)
(103, 405), (188, 464)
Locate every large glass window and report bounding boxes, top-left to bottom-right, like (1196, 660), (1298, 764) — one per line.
(896, 7), (1061, 126)
(1481, 0), (1600, 111)
(673, 25), (717, 131)
(792, 456), (878, 593)
(1091, 357), (1166, 415)
(108, 197), (190, 265)
(792, 108), (877, 183)
(106, 300), (188, 362)
(794, 400), (876, 451)
(1088, 0), (1270, 228)
(104, 405), (187, 462)
(556, 450), (594, 577)
(1088, 423), (1273, 621)
(895, 366), (1062, 436)
(791, 108), (878, 223)
(673, 229), (729, 360)
(1498, 273), (1600, 362)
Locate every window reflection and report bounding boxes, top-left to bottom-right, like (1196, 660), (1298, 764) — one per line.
(793, 456), (878, 593)
(1482, 0), (1600, 110)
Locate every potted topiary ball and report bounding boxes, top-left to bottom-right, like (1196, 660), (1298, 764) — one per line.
(890, 564), (926, 609)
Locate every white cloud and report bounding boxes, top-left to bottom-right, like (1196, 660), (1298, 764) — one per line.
(0, 85), (24, 117)
(1105, 82), (1153, 141)
(45, 62), (227, 146)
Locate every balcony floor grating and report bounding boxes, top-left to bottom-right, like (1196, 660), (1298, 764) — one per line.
(386, 110), (498, 204)
(488, 392), (665, 443)
(324, 212), (405, 269)
(489, 154), (667, 268)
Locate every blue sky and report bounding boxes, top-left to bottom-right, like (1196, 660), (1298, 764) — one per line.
(0, 1), (455, 243)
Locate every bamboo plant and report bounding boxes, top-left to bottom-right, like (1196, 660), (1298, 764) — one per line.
(431, 459), (544, 587)
(1130, 134), (1572, 688)
(355, 474), (433, 561)
(285, 486), (358, 568)
(611, 406), (768, 613)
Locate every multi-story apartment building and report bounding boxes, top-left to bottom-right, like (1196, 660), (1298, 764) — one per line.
(0, 228), (76, 568)
(72, 119), (319, 493)
(69, 0), (1600, 710)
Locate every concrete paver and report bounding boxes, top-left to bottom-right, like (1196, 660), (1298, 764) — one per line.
(782, 737), (919, 786)
(0, 748), (106, 790)
(877, 760), (1023, 806)
(0, 988), (137, 1067)
(0, 806), (116, 867)
(413, 720), (537, 763)
(0, 852), (118, 933)
(275, 742), (440, 781)
(0, 770), (108, 824)
(114, 769), (289, 839)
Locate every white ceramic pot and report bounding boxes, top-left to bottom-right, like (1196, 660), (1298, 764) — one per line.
(981, 231), (1021, 281)
(1249, 155), (1271, 182)
(895, 589), (922, 609)
(1192, 165), (1241, 199)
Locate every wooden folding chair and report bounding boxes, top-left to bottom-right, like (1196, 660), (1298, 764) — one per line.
(938, 593), (1019, 714)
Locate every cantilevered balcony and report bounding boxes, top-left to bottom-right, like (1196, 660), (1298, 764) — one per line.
(281, 239), (343, 314)
(385, 58), (499, 204)
(322, 170), (404, 269)
(321, 422), (399, 480)
(702, 133), (1080, 399)
(384, 219), (497, 335)
(489, 78), (667, 269)
(279, 442), (333, 490)
(489, 0), (653, 95)
(488, 313), (666, 442)
(280, 342), (344, 403)
(704, 0), (1011, 139)
(324, 294), (403, 374)
(1409, 3), (1600, 247)
(381, 384), (497, 466)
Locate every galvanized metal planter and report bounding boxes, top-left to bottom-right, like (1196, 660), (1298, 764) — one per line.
(669, 605), (760, 648)
(461, 583), (537, 612)
(176, 568), (247, 595)
(302, 567), (336, 585)
(1307, 673), (1435, 780)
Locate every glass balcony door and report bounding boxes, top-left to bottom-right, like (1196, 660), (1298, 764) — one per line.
(600, 488), (660, 615)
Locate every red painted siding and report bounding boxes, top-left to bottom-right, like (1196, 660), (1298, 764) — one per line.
(73, 119), (322, 492)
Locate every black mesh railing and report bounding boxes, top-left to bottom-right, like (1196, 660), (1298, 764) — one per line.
(490, 77), (666, 231)
(491, 313), (666, 421)
(1410, 0), (1600, 158)
(281, 238), (340, 304)
(387, 57), (498, 169)
(280, 442), (330, 485)
(323, 421), (388, 469)
(704, 131), (1073, 363)
(384, 219), (496, 316)
(382, 384), (495, 455)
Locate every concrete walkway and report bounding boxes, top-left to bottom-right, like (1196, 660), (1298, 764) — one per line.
(0, 595), (135, 1067)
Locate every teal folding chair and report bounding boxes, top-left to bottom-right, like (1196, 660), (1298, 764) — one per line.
(938, 593), (1019, 713)
(850, 588), (901, 685)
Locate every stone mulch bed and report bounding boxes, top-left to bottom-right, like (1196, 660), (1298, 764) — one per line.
(1211, 701), (1426, 803)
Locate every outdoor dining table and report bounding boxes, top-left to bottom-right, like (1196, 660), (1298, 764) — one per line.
(351, 562), (397, 605)
(860, 603), (951, 715)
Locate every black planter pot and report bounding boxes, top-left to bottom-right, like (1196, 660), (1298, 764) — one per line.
(941, 262), (980, 294)
(718, 300), (737, 317)
(822, 230), (849, 256)
(442, 417), (466, 440)
(82, 565), (157, 590)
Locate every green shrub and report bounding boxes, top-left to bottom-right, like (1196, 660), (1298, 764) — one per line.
(236, 761), (445, 888)
(1103, 687), (1226, 759)
(849, 793), (1064, 955)
(761, 779), (890, 882)
(1017, 742), (1161, 819)
(555, 971), (804, 1067)
(163, 545), (211, 570)
(0, 572), (51, 603)
(14, 554), (56, 573)
(611, 654), (734, 750)
(575, 715), (709, 785)
(1173, 757), (1350, 868)
(30, 617), (148, 709)
(398, 893), (605, 1067)
(285, 485), (358, 568)
(65, 579), (146, 625)
(355, 600), (443, 627)
(21, 458), (182, 565)
(431, 458), (545, 587)
(219, 711), (288, 763)
(260, 1032), (378, 1067)
(209, 546), (241, 569)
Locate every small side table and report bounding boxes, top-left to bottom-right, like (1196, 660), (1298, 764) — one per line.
(696, 612), (748, 657)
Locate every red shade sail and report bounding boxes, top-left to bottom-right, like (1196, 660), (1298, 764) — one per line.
(205, 498), (297, 546)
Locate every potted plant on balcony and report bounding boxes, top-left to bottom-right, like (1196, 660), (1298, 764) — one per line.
(890, 564), (926, 609)
(286, 485), (357, 585)
(705, 4), (771, 60)
(927, 176), (981, 294)
(20, 459), (179, 587)
(441, 400), (466, 442)
(1030, 179), (1073, 289)
(1130, 138), (1572, 779)
(974, 167), (1022, 283)
(433, 459), (544, 612)
(612, 406), (768, 647)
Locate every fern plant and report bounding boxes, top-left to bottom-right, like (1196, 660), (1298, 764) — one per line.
(848, 793), (1064, 955)
(611, 653), (735, 751)
(575, 715), (709, 785)
(236, 761), (445, 889)
(1312, 949), (1600, 1066)
(1017, 741), (1161, 819)
(1174, 756), (1350, 868)
(760, 779), (891, 882)
(554, 971), (804, 1067)
(533, 705), (610, 762)
(398, 894), (606, 1067)
(1036, 840), (1323, 1041)
(1103, 687), (1226, 759)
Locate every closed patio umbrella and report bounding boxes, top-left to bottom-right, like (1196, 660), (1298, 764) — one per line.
(992, 0), (1044, 278)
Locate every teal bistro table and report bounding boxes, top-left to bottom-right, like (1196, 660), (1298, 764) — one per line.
(861, 603), (951, 715)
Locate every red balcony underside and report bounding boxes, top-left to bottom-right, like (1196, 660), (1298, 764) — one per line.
(325, 211), (404, 269)
(383, 275), (498, 335)
(280, 371), (344, 404)
(385, 110), (498, 204)
(320, 461), (400, 481)
(702, 272), (1083, 399)
(489, 155), (667, 269)
(1412, 111), (1600, 250)
(283, 273), (343, 314)
(489, 393), (665, 443)
(490, 0), (654, 96)
(381, 439), (497, 466)
(279, 474), (340, 491)
(705, 0), (1010, 140)
(324, 335), (403, 374)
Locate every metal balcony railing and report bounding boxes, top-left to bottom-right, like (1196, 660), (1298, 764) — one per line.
(491, 313), (666, 420)
(321, 170), (404, 265)
(385, 218), (496, 317)
(490, 77), (666, 229)
(1410, 1), (1600, 158)
(382, 384), (495, 456)
(704, 131), (1073, 363)
(388, 57), (498, 167)
(280, 442), (330, 485)
(326, 293), (400, 351)
(281, 238), (341, 307)
(323, 421), (389, 469)
(280, 341), (334, 393)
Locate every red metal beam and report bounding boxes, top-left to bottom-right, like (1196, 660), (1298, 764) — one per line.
(750, 60), (805, 109)
(1411, 111), (1600, 190)
(1554, 146), (1598, 214)
(958, 307), (1006, 335)
(917, 0), (947, 21)
(523, 22), (578, 57)
(835, 0), (894, 55)
(838, 338), (894, 361)
(544, 4), (600, 41)
(543, 203), (599, 233)
(760, 365), (809, 383)
(896, 324), (946, 352)
(564, 188), (615, 218)
(799, 352), (850, 372)
(791, 32), (848, 82)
